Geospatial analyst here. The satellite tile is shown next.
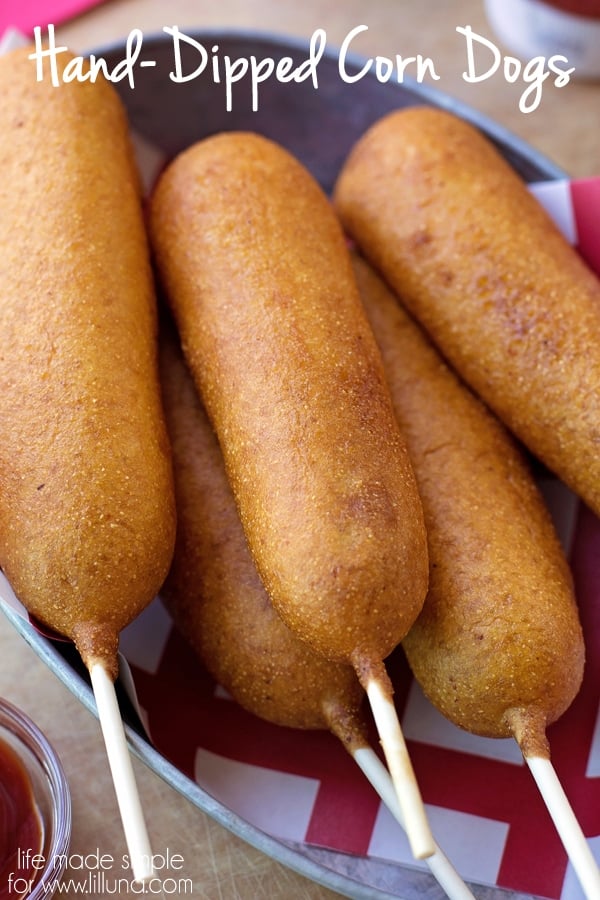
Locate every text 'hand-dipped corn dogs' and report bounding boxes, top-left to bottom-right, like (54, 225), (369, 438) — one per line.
(0, 47), (176, 882)
(159, 325), (475, 900)
(352, 254), (599, 900)
(334, 105), (600, 521)
(148, 131), (434, 858)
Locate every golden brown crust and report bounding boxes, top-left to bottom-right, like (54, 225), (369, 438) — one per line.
(149, 132), (429, 665)
(334, 106), (600, 519)
(159, 329), (365, 732)
(506, 708), (550, 759)
(72, 622), (120, 681)
(0, 48), (176, 667)
(353, 256), (584, 740)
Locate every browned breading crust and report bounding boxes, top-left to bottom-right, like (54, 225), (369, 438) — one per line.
(149, 131), (429, 666)
(334, 106), (600, 521)
(353, 256), (584, 754)
(0, 48), (176, 675)
(159, 329), (366, 744)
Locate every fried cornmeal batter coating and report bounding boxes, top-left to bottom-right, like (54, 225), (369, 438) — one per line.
(334, 106), (600, 520)
(160, 330), (366, 748)
(354, 256), (584, 757)
(0, 48), (176, 675)
(149, 132), (429, 668)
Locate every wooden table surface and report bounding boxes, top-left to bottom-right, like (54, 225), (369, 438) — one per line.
(1, 1), (598, 898)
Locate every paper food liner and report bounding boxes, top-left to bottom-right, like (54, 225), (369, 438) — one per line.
(1, 26), (600, 900)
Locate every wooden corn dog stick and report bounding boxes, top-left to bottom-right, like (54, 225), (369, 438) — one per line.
(90, 665), (154, 883)
(352, 748), (475, 900)
(525, 755), (600, 900)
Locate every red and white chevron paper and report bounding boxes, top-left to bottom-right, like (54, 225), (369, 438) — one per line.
(118, 497), (599, 899)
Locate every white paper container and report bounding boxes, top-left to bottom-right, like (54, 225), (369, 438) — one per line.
(485, 0), (600, 78)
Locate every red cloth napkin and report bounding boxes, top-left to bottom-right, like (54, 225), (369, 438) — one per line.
(0, 0), (106, 35)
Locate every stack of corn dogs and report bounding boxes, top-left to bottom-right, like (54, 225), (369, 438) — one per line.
(1, 43), (599, 898)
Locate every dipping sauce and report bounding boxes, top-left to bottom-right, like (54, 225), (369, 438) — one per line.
(0, 735), (44, 899)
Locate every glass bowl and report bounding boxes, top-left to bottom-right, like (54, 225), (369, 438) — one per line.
(0, 698), (71, 899)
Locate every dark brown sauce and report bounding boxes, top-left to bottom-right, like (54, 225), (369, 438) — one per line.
(0, 736), (44, 899)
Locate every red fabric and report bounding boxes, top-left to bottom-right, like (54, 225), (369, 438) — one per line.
(541, 0), (600, 18)
(570, 178), (600, 275)
(0, 0), (106, 36)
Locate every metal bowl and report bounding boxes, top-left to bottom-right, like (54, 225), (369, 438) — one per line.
(3, 29), (564, 900)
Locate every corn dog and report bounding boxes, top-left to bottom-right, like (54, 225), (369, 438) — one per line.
(159, 327), (364, 739)
(352, 256), (600, 899)
(149, 131), (434, 858)
(149, 131), (428, 669)
(0, 47), (176, 677)
(334, 106), (600, 519)
(352, 255), (584, 754)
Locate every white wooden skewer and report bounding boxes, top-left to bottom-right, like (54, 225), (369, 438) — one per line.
(526, 755), (600, 900)
(90, 663), (155, 884)
(366, 676), (435, 860)
(353, 746), (475, 900)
